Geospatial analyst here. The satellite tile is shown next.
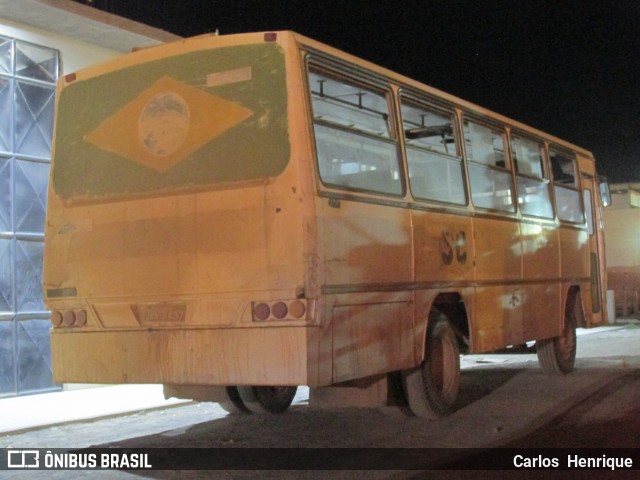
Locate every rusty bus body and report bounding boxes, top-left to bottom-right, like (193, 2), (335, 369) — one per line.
(44, 31), (608, 416)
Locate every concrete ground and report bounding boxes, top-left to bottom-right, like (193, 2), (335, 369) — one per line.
(0, 384), (190, 435)
(0, 325), (634, 435)
(1, 324), (638, 479)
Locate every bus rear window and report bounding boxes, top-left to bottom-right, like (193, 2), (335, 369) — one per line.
(52, 43), (290, 203)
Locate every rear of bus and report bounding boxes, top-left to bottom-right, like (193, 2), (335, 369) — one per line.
(43, 32), (316, 391)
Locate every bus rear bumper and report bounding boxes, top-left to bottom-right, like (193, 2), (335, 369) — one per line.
(51, 326), (312, 386)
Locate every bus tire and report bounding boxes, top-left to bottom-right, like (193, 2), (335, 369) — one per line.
(537, 295), (578, 375)
(218, 386), (252, 414)
(236, 386), (297, 414)
(401, 312), (460, 418)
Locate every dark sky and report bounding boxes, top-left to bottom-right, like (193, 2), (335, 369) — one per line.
(79, 0), (639, 183)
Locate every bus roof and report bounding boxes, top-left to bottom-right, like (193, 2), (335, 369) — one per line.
(61, 30), (595, 160)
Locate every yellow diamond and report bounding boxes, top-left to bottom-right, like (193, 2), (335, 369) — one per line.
(85, 76), (254, 172)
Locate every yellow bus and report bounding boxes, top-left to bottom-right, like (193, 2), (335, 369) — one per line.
(44, 31), (609, 417)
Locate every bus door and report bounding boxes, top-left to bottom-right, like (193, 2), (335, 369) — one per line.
(581, 172), (608, 326)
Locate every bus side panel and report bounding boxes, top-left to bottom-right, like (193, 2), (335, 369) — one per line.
(316, 197), (414, 383)
(470, 216), (521, 352)
(412, 210), (474, 283)
(318, 198), (413, 287)
(470, 218), (566, 352)
(559, 227), (590, 280)
(521, 223), (560, 280)
(473, 285), (523, 351)
(330, 292), (414, 383)
(473, 217), (522, 281)
(523, 283), (562, 341)
(472, 283), (562, 352)
(521, 223), (562, 341)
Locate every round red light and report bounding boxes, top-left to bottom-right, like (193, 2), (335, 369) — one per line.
(289, 300), (306, 319)
(272, 302), (288, 319)
(62, 310), (76, 327)
(75, 310), (88, 327)
(254, 303), (271, 321)
(51, 311), (63, 327)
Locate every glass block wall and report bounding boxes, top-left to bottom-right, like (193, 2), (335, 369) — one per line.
(0, 35), (60, 397)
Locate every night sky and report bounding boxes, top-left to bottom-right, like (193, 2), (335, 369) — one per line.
(78, 0), (639, 183)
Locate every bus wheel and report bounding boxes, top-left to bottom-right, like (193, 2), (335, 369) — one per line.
(236, 386), (297, 414)
(218, 386), (252, 414)
(536, 301), (577, 374)
(401, 313), (460, 418)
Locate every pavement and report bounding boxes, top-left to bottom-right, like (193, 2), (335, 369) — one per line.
(0, 321), (637, 436)
(0, 384), (191, 435)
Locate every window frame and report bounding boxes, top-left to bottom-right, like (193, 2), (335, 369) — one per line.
(462, 115), (516, 213)
(549, 146), (585, 225)
(510, 131), (554, 219)
(306, 59), (405, 198)
(399, 91), (467, 206)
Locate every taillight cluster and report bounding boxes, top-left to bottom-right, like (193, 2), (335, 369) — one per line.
(252, 300), (306, 322)
(51, 309), (88, 328)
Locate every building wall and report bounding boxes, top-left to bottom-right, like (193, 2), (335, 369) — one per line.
(0, 17), (122, 397)
(0, 17), (120, 73)
(604, 184), (640, 317)
(605, 191), (640, 267)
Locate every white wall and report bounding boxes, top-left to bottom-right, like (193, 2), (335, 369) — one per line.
(604, 192), (640, 268)
(0, 17), (121, 73)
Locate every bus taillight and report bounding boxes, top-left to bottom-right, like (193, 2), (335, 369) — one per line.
(253, 303), (271, 321)
(51, 309), (88, 328)
(252, 300), (306, 322)
(272, 302), (288, 319)
(51, 311), (63, 327)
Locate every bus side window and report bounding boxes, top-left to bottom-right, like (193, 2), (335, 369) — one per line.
(550, 149), (584, 223)
(512, 135), (553, 218)
(308, 68), (402, 196)
(400, 99), (465, 205)
(464, 118), (515, 212)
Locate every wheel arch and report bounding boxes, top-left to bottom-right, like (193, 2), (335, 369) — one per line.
(565, 285), (586, 328)
(415, 291), (470, 364)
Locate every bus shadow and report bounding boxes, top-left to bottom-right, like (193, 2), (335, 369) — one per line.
(96, 368), (529, 478)
(455, 366), (526, 410)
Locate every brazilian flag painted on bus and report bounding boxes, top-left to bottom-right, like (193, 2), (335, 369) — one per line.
(52, 42), (290, 204)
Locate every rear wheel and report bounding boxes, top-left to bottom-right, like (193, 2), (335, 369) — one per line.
(218, 386), (252, 414)
(537, 294), (578, 374)
(236, 386), (297, 414)
(401, 312), (460, 418)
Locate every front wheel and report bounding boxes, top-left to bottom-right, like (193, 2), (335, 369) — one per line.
(401, 312), (460, 418)
(537, 314), (577, 375)
(236, 386), (298, 414)
(537, 292), (579, 375)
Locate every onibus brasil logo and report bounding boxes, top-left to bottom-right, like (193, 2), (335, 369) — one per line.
(7, 450), (40, 468)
